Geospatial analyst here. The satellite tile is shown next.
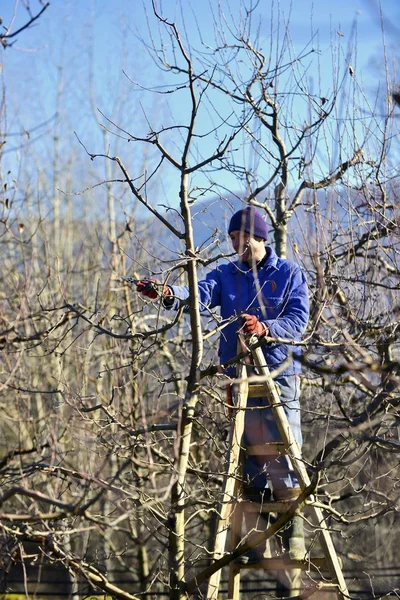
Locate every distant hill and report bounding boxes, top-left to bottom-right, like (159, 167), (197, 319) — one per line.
(157, 187), (334, 260)
(158, 193), (248, 258)
(191, 194), (246, 249)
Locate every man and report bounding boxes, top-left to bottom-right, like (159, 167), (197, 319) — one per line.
(136, 206), (309, 562)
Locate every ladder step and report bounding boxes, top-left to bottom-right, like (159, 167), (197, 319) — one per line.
(226, 585), (322, 600)
(245, 442), (286, 456)
(233, 556), (329, 571)
(248, 384), (268, 397)
(240, 500), (301, 514)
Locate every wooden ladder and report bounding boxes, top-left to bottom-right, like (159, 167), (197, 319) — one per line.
(206, 341), (349, 600)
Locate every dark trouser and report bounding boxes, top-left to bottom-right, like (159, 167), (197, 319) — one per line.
(242, 373), (302, 494)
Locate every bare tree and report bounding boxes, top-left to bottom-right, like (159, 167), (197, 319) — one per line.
(0, 1), (49, 50)
(0, 2), (399, 599)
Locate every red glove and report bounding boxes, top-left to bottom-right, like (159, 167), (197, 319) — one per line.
(136, 279), (171, 301)
(242, 313), (268, 336)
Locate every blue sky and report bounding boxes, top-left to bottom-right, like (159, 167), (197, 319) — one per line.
(1, 0), (399, 216)
(3, 0), (397, 128)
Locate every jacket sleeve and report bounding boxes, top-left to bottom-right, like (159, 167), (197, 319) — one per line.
(166, 268), (222, 313)
(264, 268), (309, 340)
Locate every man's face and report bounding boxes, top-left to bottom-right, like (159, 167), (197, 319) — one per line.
(229, 230), (251, 260)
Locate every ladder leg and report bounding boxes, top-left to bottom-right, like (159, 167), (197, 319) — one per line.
(309, 504), (348, 599)
(206, 341), (349, 600)
(227, 481), (244, 600)
(206, 370), (248, 600)
(227, 563), (241, 600)
(276, 567), (302, 598)
(251, 344), (349, 600)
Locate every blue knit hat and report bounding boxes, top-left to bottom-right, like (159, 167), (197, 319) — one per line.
(228, 207), (268, 240)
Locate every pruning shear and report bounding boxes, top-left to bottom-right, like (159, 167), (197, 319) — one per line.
(121, 277), (162, 292)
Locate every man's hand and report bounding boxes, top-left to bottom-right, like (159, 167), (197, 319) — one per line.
(242, 313), (268, 337)
(136, 279), (171, 301)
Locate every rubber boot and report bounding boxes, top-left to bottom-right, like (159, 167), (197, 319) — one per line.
(274, 488), (306, 560)
(236, 487), (271, 565)
(281, 513), (306, 560)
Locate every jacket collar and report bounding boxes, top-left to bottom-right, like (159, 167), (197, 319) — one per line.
(231, 246), (279, 273)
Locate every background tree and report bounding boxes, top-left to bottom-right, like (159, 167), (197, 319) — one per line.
(0, 1), (399, 599)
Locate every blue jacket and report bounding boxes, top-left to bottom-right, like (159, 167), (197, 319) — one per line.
(168, 247), (309, 375)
